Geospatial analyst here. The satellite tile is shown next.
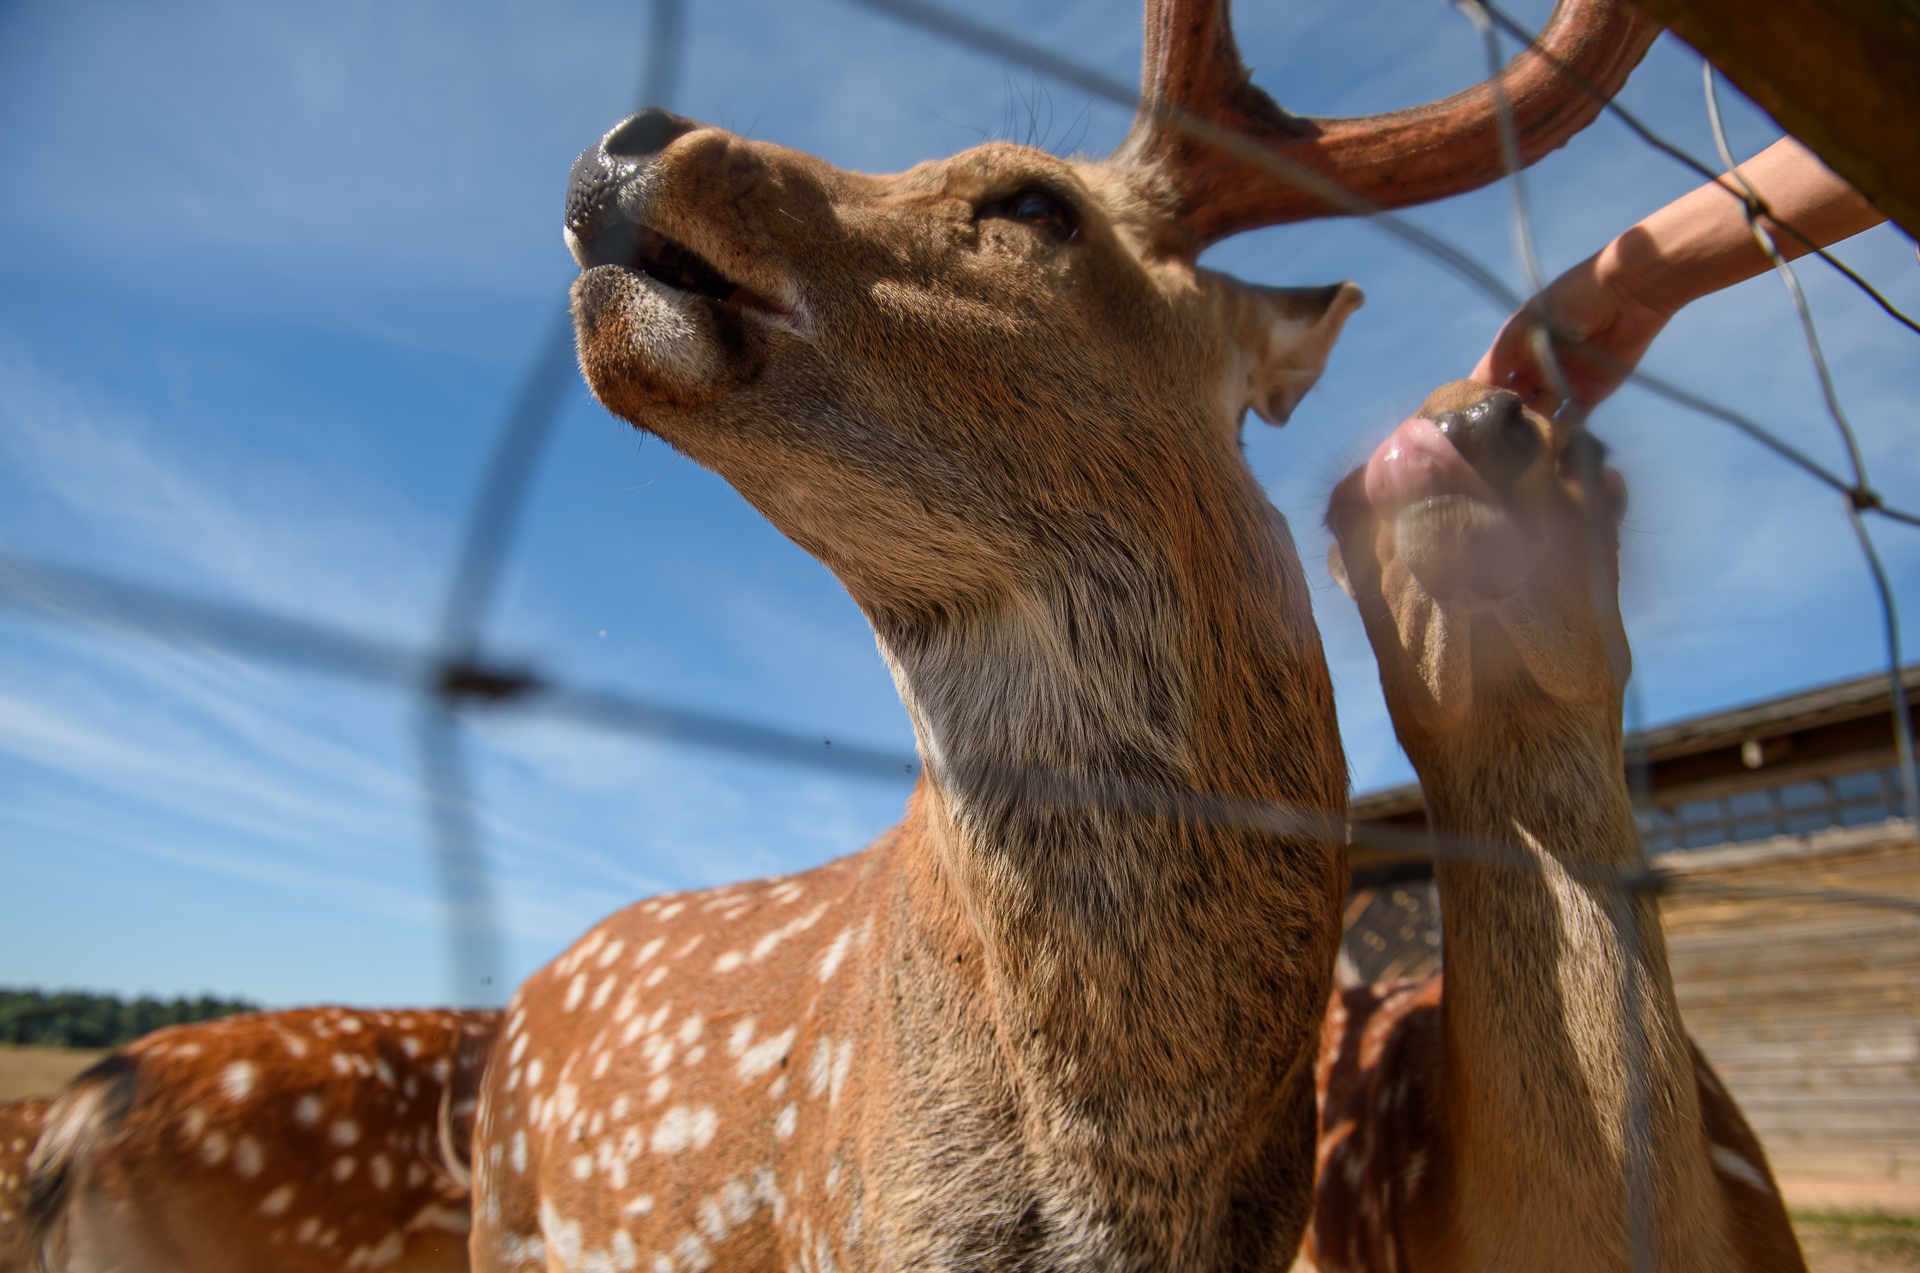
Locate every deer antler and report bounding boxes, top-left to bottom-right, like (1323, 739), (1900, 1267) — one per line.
(1115, 0), (1662, 249)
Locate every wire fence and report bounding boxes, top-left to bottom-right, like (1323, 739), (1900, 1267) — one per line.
(3, 0), (1918, 1259)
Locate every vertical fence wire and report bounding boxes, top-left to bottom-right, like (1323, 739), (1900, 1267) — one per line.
(413, 0), (686, 1006)
(1700, 63), (1920, 840)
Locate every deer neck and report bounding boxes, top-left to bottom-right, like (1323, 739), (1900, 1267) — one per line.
(1415, 674), (1725, 1260)
(870, 487), (1347, 1215)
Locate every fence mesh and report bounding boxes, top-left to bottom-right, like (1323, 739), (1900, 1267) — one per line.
(3, 0), (1917, 1257)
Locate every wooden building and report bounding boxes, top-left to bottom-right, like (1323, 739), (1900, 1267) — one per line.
(1345, 668), (1920, 1204)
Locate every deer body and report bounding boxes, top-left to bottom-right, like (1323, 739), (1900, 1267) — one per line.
(26, 1007), (498, 1273)
(478, 2), (1657, 1268)
(1312, 383), (1805, 1271)
(1, 1098), (50, 1273)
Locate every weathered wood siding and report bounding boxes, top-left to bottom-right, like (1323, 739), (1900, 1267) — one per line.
(1659, 825), (1920, 1184)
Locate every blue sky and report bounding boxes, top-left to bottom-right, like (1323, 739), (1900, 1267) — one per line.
(2, 0), (1915, 1008)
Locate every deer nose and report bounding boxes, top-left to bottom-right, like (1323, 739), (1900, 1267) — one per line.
(1431, 389), (1541, 492)
(565, 108), (701, 269)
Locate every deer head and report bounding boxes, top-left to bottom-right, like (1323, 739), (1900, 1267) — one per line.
(560, 0), (1656, 638)
(1325, 379), (1631, 766)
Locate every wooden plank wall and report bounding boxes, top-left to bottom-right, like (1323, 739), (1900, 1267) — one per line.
(1659, 830), (1920, 1184)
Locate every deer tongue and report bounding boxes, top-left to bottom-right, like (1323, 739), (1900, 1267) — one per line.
(1362, 415), (1495, 515)
(1368, 415), (1525, 601)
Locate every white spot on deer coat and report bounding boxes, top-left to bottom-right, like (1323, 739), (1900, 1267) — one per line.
(333, 1156), (356, 1181)
(776, 1104), (798, 1139)
(331, 1119), (361, 1147)
(816, 928), (857, 982)
(808, 1038), (833, 1098)
(751, 903), (828, 963)
(199, 1131), (229, 1165)
(370, 1154), (394, 1189)
(221, 1060), (257, 1102)
(509, 1033), (529, 1065)
(345, 1230), (405, 1269)
(714, 951), (745, 973)
(540, 1199), (584, 1272)
(566, 973), (589, 1012)
(672, 1233), (713, 1271)
(1710, 1144), (1772, 1193)
(233, 1135), (265, 1177)
(650, 1106), (718, 1155)
(409, 1202), (473, 1234)
(294, 1093), (323, 1126)
(511, 1130), (528, 1173)
(738, 1029), (795, 1081)
(260, 1183), (296, 1216)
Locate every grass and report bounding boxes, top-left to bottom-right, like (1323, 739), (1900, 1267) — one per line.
(1793, 1210), (1920, 1271)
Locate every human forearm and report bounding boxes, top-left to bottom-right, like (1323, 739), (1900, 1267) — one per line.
(1603, 137), (1885, 317)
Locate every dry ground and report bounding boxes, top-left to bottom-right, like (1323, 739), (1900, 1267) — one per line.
(0, 1043), (106, 1101)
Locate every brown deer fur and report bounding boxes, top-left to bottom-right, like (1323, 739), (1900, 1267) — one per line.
(1309, 381), (1806, 1271)
(27, 1007), (498, 1273)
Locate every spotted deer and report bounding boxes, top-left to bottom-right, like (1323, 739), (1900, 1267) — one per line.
(1, 1098), (51, 1273)
(476, 1), (1658, 1269)
(25, 1007), (499, 1273)
(1310, 382), (1806, 1270)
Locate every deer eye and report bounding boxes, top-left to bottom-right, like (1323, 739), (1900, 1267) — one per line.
(979, 187), (1079, 241)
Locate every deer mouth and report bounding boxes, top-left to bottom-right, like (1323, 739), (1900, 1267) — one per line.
(1366, 415), (1528, 601)
(577, 220), (787, 319)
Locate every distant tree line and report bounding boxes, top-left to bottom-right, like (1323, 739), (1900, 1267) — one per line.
(0, 988), (258, 1049)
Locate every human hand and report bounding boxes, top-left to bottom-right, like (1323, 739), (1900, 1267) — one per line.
(1470, 243), (1674, 410)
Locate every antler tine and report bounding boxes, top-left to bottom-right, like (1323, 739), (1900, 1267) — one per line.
(1115, 0), (1662, 251)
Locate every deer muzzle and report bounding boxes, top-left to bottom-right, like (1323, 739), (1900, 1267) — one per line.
(565, 107), (700, 269)
(1365, 388), (1544, 602)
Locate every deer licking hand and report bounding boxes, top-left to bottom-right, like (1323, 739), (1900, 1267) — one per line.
(1312, 382), (1806, 1272)
(25, 1007), (499, 1273)
(476, 2), (1657, 1269)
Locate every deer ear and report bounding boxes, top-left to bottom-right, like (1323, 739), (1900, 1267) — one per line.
(1241, 282), (1364, 426)
(1326, 540), (1355, 598)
